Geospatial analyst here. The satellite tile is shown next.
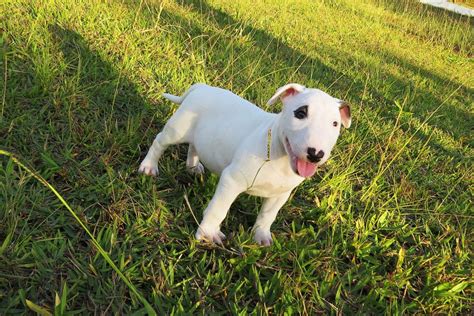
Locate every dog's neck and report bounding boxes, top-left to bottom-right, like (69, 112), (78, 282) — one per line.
(268, 114), (288, 161)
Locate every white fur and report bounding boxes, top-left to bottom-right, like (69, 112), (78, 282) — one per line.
(139, 83), (350, 245)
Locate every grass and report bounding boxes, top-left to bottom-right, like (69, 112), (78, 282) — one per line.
(0, 0), (472, 314)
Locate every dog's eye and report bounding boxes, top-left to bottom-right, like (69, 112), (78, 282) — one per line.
(293, 105), (308, 119)
(333, 121), (338, 127)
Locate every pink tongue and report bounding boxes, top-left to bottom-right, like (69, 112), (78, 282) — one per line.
(297, 158), (317, 177)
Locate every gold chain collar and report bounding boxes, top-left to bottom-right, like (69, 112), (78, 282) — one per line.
(266, 128), (272, 161)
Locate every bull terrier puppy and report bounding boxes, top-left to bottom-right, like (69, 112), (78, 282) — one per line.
(139, 83), (351, 246)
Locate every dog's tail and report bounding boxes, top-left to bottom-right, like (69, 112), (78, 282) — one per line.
(162, 83), (206, 105)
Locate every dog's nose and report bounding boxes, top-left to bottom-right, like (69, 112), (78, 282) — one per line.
(307, 148), (324, 163)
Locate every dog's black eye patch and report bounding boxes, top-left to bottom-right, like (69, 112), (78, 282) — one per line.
(294, 105), (308, 119)
(333, 121), (338, 127)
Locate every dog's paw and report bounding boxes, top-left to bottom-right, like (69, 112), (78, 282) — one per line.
(188, 162), (205, 175)
(195, 225), (226, 245)
(254, 228), (273, 246)
(138, 160), (159, 176)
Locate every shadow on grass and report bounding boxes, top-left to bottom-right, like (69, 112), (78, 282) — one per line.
(1, 24), (164, 312)
(48, 24), (155, 154)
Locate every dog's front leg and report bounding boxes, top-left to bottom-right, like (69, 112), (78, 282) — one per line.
(196, 168), (246, 245)
(253, 191), (291, 246)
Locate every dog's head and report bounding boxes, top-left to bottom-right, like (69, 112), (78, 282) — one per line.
(268, 83), (351, 178)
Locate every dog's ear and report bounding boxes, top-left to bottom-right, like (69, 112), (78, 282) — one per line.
(267, 83), (305, 106)
(338, 101), (351, 128)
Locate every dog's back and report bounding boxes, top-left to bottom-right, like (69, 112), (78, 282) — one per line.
(171, 84), (273, 174)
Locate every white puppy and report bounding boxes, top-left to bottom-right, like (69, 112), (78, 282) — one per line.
(139, 83), (351, 246)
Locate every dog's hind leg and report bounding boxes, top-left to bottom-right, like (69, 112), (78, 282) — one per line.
(139, 108), (196, 176)
(139, 85), (207, 176)
(186, 144), (204, 174)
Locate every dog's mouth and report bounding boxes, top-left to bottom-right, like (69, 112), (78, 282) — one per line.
(284, 138), (318, 178)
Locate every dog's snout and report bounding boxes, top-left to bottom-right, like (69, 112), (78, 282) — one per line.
(307, 147), (324, 163)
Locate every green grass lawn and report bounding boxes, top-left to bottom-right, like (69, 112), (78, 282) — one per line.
(1, 0), (472, 314)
